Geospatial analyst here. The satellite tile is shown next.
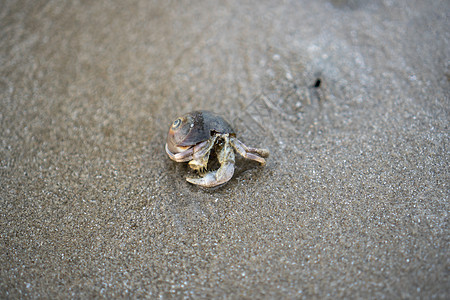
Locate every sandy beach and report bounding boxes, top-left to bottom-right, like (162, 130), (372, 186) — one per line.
(1, 0), (448, 298)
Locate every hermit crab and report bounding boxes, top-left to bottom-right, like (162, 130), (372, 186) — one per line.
(165, 110), (269, 187)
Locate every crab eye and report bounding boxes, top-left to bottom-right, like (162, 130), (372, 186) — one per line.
(172, 118), (182, 129)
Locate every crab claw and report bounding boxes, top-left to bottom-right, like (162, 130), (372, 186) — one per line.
(186, 161), (235, 188)
(186, 135), (236, 188)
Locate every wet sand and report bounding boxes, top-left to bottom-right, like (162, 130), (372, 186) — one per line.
(1, 0), (448, 298)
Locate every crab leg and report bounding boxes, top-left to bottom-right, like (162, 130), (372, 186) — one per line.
(187, 135), (235, 188)
(188, 136), (217, 171)
(165, 144), (194, 162)
(230, 137), (270, 166)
